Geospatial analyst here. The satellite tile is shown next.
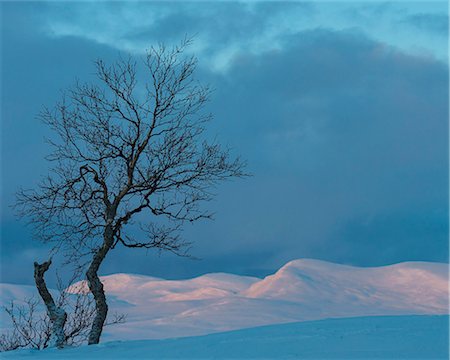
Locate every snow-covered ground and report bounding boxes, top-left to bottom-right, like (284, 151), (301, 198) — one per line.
(1, 259), (448, 341)
(1, 259), (448, 358)
(2, 315), (448, 359)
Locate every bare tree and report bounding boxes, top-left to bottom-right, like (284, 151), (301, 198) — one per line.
(1, 298), (52, 351)
(16, 39), (246, 344)
(34, 259), (67, 348)
(0, 267), (124, 352)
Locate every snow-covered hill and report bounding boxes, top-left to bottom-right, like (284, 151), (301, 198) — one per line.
(244, 259), (448, 314)
(1, 259), (448, 341)
(2, 315), (448, 359)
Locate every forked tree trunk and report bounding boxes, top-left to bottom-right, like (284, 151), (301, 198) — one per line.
(86, 224), (114, 345)
(33, 260), (67, 349)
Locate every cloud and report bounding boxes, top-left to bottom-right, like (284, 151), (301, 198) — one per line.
(1, 4), (448, 283)
(40, 2), (315, 72)
(196, 28), (448, 268)
(332, 209), (449, 265)
(403, 13), (448, 35)
(34, 2), (447, 69)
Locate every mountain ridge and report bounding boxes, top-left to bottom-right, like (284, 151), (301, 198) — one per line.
(1, 259), (448, 341)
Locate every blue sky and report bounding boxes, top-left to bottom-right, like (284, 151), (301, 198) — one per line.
(1, 1), (448, 284)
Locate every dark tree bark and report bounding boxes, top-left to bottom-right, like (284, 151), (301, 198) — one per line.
(17, 38), (247, 344)
(86, 223), (114, 344)
(33, 260), (67, 349)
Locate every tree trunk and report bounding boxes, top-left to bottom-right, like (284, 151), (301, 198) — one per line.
(86, 224), (114, 345)
(34, 260), (67, 349)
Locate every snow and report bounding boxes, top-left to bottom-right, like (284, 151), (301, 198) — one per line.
(244, 259), (449, 313)
(1, 259), (448, 342)
(1, 259), (448, 358)
(2, 315), (448, 359)
(0, 284), (41, 306)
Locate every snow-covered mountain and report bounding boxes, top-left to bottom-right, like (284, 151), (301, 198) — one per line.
(1, 259), (448, 341)
(244, 259), (448, 314)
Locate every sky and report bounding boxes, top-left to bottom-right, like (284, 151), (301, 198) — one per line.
(1, 1), (448, 285)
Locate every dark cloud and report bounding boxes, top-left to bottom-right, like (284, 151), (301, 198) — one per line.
(123, 2), (314, 52)
(402, 13), (448, 35)
(332, 209), (449, 266)
(198, 28), (448, 268)
(1, 4), (120, 284)
(1, 4), (448, 285)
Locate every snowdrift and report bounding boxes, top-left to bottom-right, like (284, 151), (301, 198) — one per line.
(2, 315), (448, 359)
